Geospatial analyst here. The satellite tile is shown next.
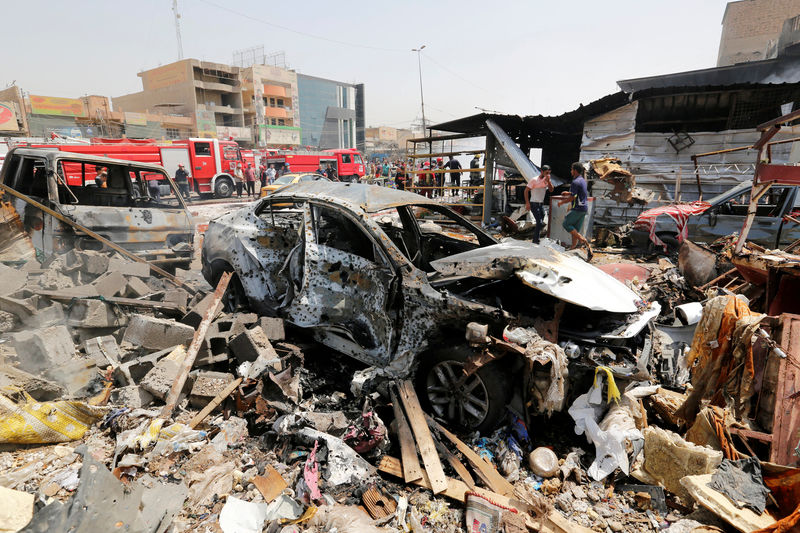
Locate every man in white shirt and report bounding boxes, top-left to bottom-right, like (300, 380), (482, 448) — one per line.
(524, 165), (554, 244)
(266, 164), (277, 184)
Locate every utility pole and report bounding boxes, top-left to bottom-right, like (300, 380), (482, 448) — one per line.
(412, 45), (427, 136)
(173, 0), (184, 61)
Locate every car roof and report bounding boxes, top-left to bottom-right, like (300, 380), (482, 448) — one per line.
(268, 181), (440, 213)
(7, 147), (169, 173)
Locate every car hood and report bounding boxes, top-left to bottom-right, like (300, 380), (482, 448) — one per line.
(429, 240), (643, 313)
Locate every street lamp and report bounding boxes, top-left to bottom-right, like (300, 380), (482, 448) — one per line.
(412, 45), (427, 136)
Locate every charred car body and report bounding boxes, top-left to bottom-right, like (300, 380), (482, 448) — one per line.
(202, 182), (659, 431)
(0, 148), (194, 266)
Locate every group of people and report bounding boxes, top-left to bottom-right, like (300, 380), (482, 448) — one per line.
(366, 154), (483, 196)
(232, 162), (280, 198)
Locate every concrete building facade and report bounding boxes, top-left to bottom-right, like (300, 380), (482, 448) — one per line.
(296, 74), (364, 150)
(717, 0), (800, 66)
(113, 59), (247, 142)
(240, 64), (301, 147)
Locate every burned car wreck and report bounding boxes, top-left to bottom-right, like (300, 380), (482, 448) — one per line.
(202, 182), (659, 431)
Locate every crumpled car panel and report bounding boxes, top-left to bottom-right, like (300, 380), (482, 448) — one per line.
(430, 241), (641, 314)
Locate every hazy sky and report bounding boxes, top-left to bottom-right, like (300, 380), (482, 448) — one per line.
(2, 0), (729, 129)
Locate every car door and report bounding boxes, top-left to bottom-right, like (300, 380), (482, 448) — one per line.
(285, 202), (398, 365)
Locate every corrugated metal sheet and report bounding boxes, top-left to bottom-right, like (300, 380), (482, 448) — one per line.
(581, 122), (800, 226)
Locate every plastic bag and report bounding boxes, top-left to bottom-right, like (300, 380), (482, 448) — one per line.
(567, 373), (642, 480)
(305, 504), (386, 533)
(219, 496), (267, 533)
(0, 393), (108, 444)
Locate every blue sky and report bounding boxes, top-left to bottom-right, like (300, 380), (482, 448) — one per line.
(2, 0), (728, 129)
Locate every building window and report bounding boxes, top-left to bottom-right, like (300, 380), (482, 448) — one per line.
(269, 98), (276, 107)
(166, 128), (179, 139)
(271, 119), (277, 125)
(277, 98), (284, 107)
(278, 119), (285, 126)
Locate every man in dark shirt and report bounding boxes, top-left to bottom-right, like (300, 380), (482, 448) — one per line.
(174, 164), (190, 200)
(557, 162), (593, 260)
(444, 156), (462, 196)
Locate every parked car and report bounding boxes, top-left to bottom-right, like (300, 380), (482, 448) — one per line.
(202, 182), (658, 431)
(0, 147), (194, 266)
(632, 180), (800, 250)
(260, 172), (330, 198)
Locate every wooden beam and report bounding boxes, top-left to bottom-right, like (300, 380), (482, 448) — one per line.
(161, 272), (231, 419)
(426, 414), (515, 497)
(389, 388), (423, 483)
(396, 380), (448, 494)
(433, 437), (475, 490)
(188, 376), (243, 429)
(33, 290), (185, 312)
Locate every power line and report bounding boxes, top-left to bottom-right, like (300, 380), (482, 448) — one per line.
(421, 52), (493, 95)
(196, 0), (407, 53)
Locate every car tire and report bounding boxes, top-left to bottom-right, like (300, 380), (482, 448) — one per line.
(214, 177), (234, 199)
(416, 345), (509, 434)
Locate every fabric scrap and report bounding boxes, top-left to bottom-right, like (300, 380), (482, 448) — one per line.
(709, 457), (770, 514)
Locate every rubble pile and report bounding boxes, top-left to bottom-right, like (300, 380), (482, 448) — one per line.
(0, 243), (798, 533)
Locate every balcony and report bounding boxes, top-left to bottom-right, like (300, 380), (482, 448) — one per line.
(197, 104), (242, 115)
(263, 84), (287, 98)
(263, 106), (289, 119)
(193, 80), (237, 93)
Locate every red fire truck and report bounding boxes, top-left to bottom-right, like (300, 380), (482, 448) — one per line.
(265, 149), (365, 182)
(30, 138), (248, 198)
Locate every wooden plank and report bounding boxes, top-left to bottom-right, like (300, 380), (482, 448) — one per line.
(771, 315), (800, 466)
(188, 376), (243, 429)
(161, 272), (231, 420)
(426, 414), (515, 497)
(389, 388), (423, 483)
(396, 380), (448, 494)
(433, 437), (475, 490)
(33, 290), (185, 312)
(379, 456), (584, 532)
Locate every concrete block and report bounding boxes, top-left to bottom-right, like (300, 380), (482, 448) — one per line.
(108, 256), (150, 278)
(641, 426), (723, 503)
(55, 284), (100, 298)
(180, 292), (219, 329)
(189, 370), (234, 408)
(122, 314), (195, 351)
(259, 317), (285, 341)
(93, 271), (128, 298)
(78, 251), (110, 275)
(110, 385), (153, 408)
(139, 346), (186, 399)
(115, 345), (175, 384)
(229, 326), (278, 363)
(83, 335), (122, 368)
(0, 263), (28, 296)
(29, 303), (65, 328)
(62, 249), (84, 273)
(163, 289), (189, 309)
(11, 325), (75, 374)
(67, 300), (126, 328)
(125, 277), (152, 298)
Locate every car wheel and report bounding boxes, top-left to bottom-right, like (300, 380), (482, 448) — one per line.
(214, 177), (234, 199)
(416, 345), (509, 434)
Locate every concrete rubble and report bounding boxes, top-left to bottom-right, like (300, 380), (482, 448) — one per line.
(0, 212), (798, 533)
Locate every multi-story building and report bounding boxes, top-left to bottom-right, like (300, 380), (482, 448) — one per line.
(296, 74), (365, 150)
(113, 59), (248, 143)
(240, 64), (301, 147)
(717, 0), (800, 66)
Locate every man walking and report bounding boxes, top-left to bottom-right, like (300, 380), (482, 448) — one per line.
(244, 163), (256, 198)
(267, 164), (277, 184)
(175, 163), (190, 201)
(558, 162), (593, 260)
(524, 164), (553, 244)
